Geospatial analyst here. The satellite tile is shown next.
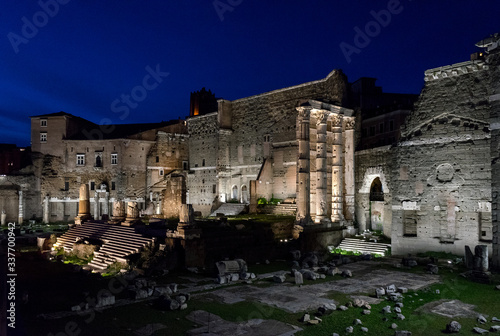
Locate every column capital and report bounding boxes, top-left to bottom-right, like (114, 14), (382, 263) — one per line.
(312, 109), (329, 126)
(344, 116), (356, 130)
(296, 106), (311, 120)
(330, 114), (343, 128)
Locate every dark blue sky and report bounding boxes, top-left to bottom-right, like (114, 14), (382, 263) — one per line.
(1, 1), (499, 146)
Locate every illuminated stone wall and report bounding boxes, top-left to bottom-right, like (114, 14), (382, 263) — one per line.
(186, 70), (351, 217)
(392, 59), (493, 256)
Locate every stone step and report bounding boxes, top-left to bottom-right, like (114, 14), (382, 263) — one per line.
(336, 238), (391, 256)
(54, 221), (156, 272)
(210, 203), (246, 217)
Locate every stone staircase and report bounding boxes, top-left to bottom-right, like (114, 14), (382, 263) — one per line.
(53, 221), (156, 272)
(260, 204), (297, 215)
(336, 238), (391, 256)
(210, 203), (247, 217)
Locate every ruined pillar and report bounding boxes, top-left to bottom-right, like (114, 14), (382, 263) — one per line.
(331, 114), (343, 222)
(296, 106), (311, 225)
(122, 201), (139, 226)
(343, 117), (356, 222)
(103, 192), (109, 218)
(110, 200), (125, 224)
(93, 192), (100, 220)
(249, 180), (258, 214)
(43, 195), (50, 224)
(18, 190), (23, 225)
(314, 110), (329, 223)
(75, 184), (91, 225)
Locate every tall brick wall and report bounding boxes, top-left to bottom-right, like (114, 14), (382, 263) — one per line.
(392, 61), (492, 256)
(187, 113), (219, 215)
(488, 50), (500, 268)
(186, 70), (349, 216)
(224, 71), (348, 204)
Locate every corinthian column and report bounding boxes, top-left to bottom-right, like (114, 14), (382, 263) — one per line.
(18, 190), (24, 225)
(331, 114), (343, 222)
(296, 106), (311, 226)
(343, 117), (356, 221)
(314, 110), (329, 223)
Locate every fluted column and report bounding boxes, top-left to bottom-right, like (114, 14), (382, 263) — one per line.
(75, 184), (91, 224)
(344, 117), (356, 221)
(296, 106), (311, 225)
(43, 195), (50, 224)
(331, 114), (343, 222)
(18, 190), (23, 225)
(94, 192), (100, 220)
(103, 192), (109, 218)
(314, 110), (329, 223)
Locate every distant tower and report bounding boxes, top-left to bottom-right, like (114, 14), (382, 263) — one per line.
(189, 88), (218, 117)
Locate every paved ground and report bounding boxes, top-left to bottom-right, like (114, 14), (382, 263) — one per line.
(196, 261), (440, 313)
(185, 310), (302, 336)
(416, 299), (480, 318)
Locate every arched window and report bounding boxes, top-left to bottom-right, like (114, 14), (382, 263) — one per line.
(232, 185), (238, 200)
(95, 155), (102, 167)
(369, 177), (384, 201)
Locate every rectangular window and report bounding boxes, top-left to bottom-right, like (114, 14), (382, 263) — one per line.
(478, 211), (493, 241)
(40, 132), (47, 142)
(159, 169), (164, 176)
(40, 119), (47, 127)
(64, 181), (69, 191)
(183, 161), (188, 170)
(111, 153), (118, 165)
(212, 184), (216, 194)
(111, 181), (116, 190)
(369, 126), (375, 136)
(389, 120), (394, 131)
(379, 123), (384, 133)
(90, 181), (95, 191)
(76, 154), (85, 166)
(156, 156), (159, 163)
(403, 210), (417, 237)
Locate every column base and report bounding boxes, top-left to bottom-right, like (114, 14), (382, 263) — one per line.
(74, 214), (92, 225)
(109, 216), (125, 225)
(122, 218), (139, 227)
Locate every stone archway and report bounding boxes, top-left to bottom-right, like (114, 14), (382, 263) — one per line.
(369, 177), (384, 231)
(357, 167), (391, 235)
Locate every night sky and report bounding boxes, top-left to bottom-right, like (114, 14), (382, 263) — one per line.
(1, 1), (499, 146)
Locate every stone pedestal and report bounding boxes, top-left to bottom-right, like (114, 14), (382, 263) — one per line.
(75, 184), (92, 225)
(122, 201), (139, 226)
(474, 245), (489, 272)
(176, 204), (201, 239)
(110, 200), (126, 224)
